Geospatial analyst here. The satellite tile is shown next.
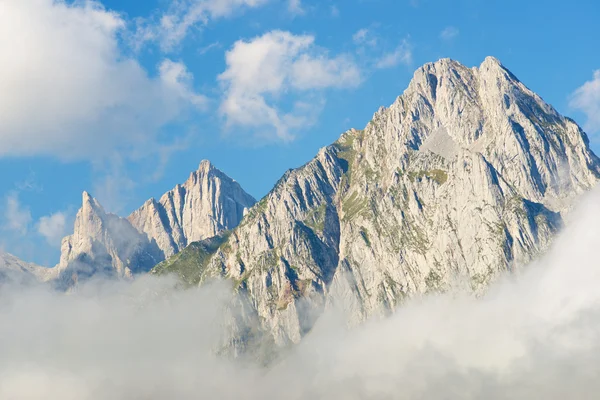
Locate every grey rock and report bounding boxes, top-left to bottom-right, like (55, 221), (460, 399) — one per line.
(51, 161), (255, 287)
(0, 252), (56, 285)
(129, 160), (256, 259)
(54, 191), (161, 288)
(182, 57), (600, 347)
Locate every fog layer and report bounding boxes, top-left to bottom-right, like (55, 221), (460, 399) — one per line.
(2, 190), (600, 399)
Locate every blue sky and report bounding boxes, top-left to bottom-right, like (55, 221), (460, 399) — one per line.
(1, 0), (599, 266)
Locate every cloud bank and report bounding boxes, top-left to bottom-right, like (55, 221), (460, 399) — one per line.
(218, 30), (361, 140)
(0, 0), (204, 162)
(2, 186), (600, 398)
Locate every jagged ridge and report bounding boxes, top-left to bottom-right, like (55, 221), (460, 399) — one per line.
(53, 161), (256, 286)
(160, 56), (600, 347)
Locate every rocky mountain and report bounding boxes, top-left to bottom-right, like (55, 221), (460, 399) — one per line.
(53, 161), (255, 286)
(0, 252), (56, 285)
(54, 191), (161, 288)
(155, 57), (600, 347)
(129, 160), (256, 259)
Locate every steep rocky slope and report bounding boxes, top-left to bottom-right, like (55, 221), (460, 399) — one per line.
(157, 57), (600, 346)
(129, 160), (256, 259)
(54, 161), (255, 286)
(53, 192), (161, 288)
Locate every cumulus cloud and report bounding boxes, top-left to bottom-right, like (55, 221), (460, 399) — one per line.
(0, 0), (204, 162)
(135, 0), (271, 51)
(159, 59), (209, 109)
(3, 186), (600, 398)
(37, 212), (69, 247)
(375, 39), (412, 69)
(570, 70), (600, 134)
(218, 30), (361, 140)
(3, 193), (32, 236)
(440, 26), (459, 41)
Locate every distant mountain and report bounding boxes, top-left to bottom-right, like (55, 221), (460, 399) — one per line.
(0, 252), (56, 285)
(53, 191), (161, 288)
(156, 57), (600, 348)
(53, 161), (255, 287)
(129, 160), (256, 259)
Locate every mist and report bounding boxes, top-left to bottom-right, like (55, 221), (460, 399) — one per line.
(3, 189), (600, 399)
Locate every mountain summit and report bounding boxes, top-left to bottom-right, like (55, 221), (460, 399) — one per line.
(129, 160), (256, 259)
(53, 162), (255, 286)
(55, 192), (161, 287)
(157, 57), (600, 347)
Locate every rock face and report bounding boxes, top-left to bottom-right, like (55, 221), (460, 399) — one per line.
(159, 57), (600, 347)
(129, 160), (256, 259)
(54, 161), (255, 286)
(54, 192), (161, 287)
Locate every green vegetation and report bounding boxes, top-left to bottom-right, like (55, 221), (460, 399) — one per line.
(388, 184), (410, 209)
(257, 249), (280, 270)
(342, 192), (368, 221)
(506, 196), (529, 219)
(470, 267), (494, 290)
(425, 269), (443, 293)
(334, 129), (365, 186)
(151, 232), (231, 286)
(408, 169), (448, 185)
(304, 204), (327, 232)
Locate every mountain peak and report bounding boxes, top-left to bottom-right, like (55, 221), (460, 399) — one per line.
(416, 57), (462, 75)
(81, 191), (104, 215)
(413, 56), (507, 83)
(127, 159), (257, 259)
(477, 55), (518, 83)
(481, 55), (502, 67)
(57, 192), (160, 282)
(161, 57), (600, 349)
(198, 159), (214, 173)
(82, 190), (92, 203)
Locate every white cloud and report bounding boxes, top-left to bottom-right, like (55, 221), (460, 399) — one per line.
(0, 0), (204, 162)
(440, 26), (459, 41)
(352, 28), (377, 47)
(37, 212), (68, 247)
(218, 30), (361, 140)
(136, 0), (271, 51)
(159, 59), (208, 109)
(3, 194), (32, 236)
(375, 40), (412, 69)
(5, 188), (600, 398)
(570, 70), (600, 134)
(198, 41), (222, 54)
(288, 0), (305, 15)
